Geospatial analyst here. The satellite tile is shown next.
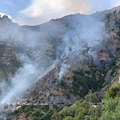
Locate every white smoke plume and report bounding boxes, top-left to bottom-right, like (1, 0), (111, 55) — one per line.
(0, 17), (56, 105)
(17, 0), (92, 25)
(15, 0), (120, 25)
(0, 63), (38, 104)
(59, 63), (69, 81)
(58, 14), (107, 80)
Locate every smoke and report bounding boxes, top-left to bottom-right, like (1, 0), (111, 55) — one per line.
(1, 0), (120, 26)
(0, 16), (57, 105)
(17, 0), (92, 25)
(59, 63), (69, 81)
(15, 0), (120, 25)
(0, 63), (38, 104)
(0, 17), (60, 120)
(0, 8), (108, 118)
(58, 14), (107, 80)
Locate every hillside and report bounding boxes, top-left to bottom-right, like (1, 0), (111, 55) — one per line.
(0, 5), (120, 120)
(23, 6), (120, 106)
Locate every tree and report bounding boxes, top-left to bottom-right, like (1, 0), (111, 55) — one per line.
(86, 90), (99, 104)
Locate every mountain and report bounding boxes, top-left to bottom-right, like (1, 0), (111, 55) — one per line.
(24, 6), (120, 105)
(0, 5), (120, 120)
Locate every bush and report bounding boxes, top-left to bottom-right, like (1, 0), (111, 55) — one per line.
(63, 116), (73, 120)
(72, 70), (101, 97)
(105, 84), (120, 100)
(25, 112), (29, 118)
(86, 91), (99, 104)
(74, 101), (90, 120)
(24, 107), (30, 113)
(40, 110), (53, 120)
(100, 98), (120, 120)
(51, 113), (60, 120)
(32, 111), (40, 117)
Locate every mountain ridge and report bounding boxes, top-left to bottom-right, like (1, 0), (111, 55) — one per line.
(0, 5), (120, 120)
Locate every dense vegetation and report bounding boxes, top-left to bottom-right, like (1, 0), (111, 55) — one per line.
(59, 66), (106, 99)
(14, 104), (60, 120)
(71, 67), (105, 97)
(51, 83), (120, 120)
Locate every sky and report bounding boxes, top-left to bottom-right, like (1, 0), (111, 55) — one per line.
(0, 0), (120, 25)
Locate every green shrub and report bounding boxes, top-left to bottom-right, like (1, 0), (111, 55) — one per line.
(105, 84), (120, 100)
(25, 112), (29, 118)
(24, 107), (30, 113)
(100, 98), (120, 120)
(74, 101), (90, 120)
(32, 111), (40, 117)
(63, 116), (73, 120)
(40, 110), (53, 120)
(71, 70), (102, 97)
(17, 107), (23, 113)
(86, 91), (99, 104)
(51, 113), (60, 120)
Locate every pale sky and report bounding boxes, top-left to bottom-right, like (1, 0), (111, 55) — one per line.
(0, 0), (120, 25)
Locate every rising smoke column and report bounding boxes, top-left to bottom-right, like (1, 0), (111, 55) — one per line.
(0, 16), (56, 104)
(58, 14), (107, 80)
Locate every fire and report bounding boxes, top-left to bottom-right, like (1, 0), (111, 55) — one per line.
(101, 73), (104, 76)
(93, 67), (95, 70)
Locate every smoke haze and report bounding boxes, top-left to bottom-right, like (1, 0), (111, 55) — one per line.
(16, 0), (120, 25)
(57, 14), (107, 80)
(0, 7), (115, 119)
